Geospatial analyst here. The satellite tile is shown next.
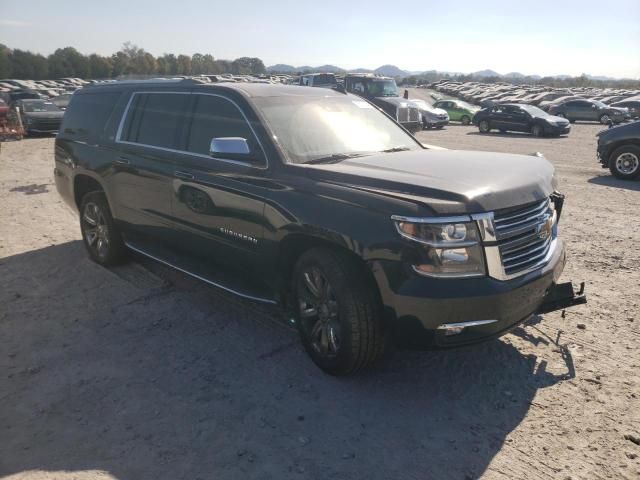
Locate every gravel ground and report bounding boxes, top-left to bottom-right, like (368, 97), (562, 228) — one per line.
(1, 101), (639, 479)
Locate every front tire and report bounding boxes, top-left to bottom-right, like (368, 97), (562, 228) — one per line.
(80, 191), (127, 266)
(478, 120), (490, 133)
(609, 145), (640, 180)
(531, 124), (545, 137)
(292, 248), (385, 375)
(599, 114), (611, 125)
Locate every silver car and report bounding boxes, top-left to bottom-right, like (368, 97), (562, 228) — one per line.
(410, 99), (449, 129)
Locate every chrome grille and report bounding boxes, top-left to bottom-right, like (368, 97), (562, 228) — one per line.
(493, 198), (555, 277)
(397, 107), (410, 123)
(397, 107), (420, 123)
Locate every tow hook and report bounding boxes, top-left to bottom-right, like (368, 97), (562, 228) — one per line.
(536, 281), (587, 315)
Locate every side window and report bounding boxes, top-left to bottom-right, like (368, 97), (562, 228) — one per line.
(121, 92), (188, 149)
(185, 94), (262, 162)
(61, 92), (121, 142)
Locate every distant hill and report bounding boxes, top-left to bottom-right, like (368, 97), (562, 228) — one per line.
(266, 64), (632, 81)
(472, 69), (501, 77)
(374, 64), (409, 77)
(266, 64), (296, 73)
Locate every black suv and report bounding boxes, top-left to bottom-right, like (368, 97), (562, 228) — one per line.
(54, 80), (585, 375)
(596, 120), (640, 179)
(344, 74), (421, 132)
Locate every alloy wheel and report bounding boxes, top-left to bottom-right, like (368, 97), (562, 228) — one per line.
(82, 202), (110, 259)
(297, 266), (341, 358)
(615, 152), (639, 175)
(600, 114), (611, 124)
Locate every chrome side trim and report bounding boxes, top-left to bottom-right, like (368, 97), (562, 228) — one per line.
(124, 242), (277, 304)
(114, 91), (269, 170)
(437, 319), (498, 329)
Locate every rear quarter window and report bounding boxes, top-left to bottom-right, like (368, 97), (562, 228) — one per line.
(61, 92), (121, 142)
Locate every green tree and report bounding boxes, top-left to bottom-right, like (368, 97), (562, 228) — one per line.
(10, 49), (48, 79)
(176, 54), (191, 75)
(0, 44), (12, 78)
(48, 47), (88, 78)
(88, 54), (112, 78)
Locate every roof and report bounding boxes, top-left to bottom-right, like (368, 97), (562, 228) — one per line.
(83, 78), (347, 98)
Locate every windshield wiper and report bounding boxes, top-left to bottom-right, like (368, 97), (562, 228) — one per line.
(380, 146), (411, 153)
(305, 153), (368, 165)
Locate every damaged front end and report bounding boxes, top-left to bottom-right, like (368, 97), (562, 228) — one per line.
(536, 281), (587, 315)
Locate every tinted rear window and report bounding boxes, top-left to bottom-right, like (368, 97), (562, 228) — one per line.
(61, 92), (121, 141)
(121, 92), (188, 149)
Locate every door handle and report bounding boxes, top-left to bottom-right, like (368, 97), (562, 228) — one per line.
(174, 170), (194, 180)
(114, 156), (130, 165)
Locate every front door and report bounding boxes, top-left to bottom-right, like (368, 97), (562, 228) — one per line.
(168, 93), (269, 275)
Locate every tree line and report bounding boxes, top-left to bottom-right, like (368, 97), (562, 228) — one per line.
(0, 42), (266, 80)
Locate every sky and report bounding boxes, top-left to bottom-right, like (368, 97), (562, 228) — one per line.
(1, 0), (639, 78)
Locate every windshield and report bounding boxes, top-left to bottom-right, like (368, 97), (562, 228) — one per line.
(253, 95), (421, 164)
(593, 100), (607, 108)
(22, 101), (61, 113)
(367, 79), (398, 97)
(519, 105), (549, 117)
(312, 74), (337, 86)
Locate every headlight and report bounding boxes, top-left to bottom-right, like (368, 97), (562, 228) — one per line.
(392, 216), (486, 278)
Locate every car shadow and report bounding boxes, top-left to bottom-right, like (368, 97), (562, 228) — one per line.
(588, 174), (640, 191)
(0, 241), (575, 480)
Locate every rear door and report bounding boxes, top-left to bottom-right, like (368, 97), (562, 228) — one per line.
(112, 91), (190, 244)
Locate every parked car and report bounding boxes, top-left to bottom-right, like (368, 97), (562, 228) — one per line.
(432, 99), (479, 125)
(407, 99), (449, 129)
(16, 99), (64, 135)
(344, 74), (421, 132)
(611, 98), (640, 119)
(596, 120), (640, 179)
(54, 80), (586, 375)
(299, 73), (338, 89)
(473, 103), (571, 137)
(50, 93), (73, 110)
(548, 99), (628, 124)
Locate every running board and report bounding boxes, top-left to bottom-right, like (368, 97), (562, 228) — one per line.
(124, 241), (278, 305)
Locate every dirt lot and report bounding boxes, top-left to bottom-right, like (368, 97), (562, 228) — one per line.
(1, 102), (639, 479)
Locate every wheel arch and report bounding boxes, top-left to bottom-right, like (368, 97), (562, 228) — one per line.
(73, 173), (108, 211)
(275, 232), (382, 310)
(606, 140), (640, 165)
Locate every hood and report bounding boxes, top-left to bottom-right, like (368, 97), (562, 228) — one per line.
(609, 106), (629, 115)
(302, 149), (555, 215)
(375, 96), (416, 109)
(597, 119), (640, 137)
(546, 115), (570, 124)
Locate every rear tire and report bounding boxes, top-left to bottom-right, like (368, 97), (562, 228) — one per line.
(460, 115), (471, 125)
(609, 145), (640, 180)
(478, 120), (490, 133)
(79, 191), (127, 266)
(292, 248), (385, 375)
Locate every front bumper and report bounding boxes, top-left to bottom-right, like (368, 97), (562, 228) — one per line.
(373, 238), (585, 348)
(547, 124), (571, 135)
